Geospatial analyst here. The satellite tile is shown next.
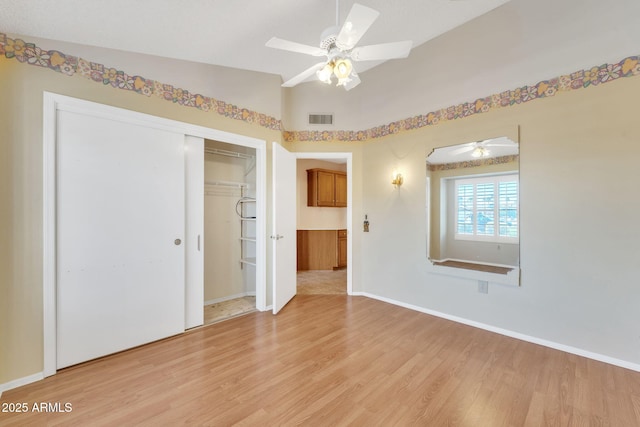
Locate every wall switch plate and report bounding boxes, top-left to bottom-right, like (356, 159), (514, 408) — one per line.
(478, 280), (489, 294)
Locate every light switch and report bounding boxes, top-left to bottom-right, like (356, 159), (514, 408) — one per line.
(478, 280), (489, 294)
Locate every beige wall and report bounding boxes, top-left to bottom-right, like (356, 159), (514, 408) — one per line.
(0, 57), (281, 385)
(0, 57), (13, 385)
(359, 75), (640, 364)
(296, 159), (347, 230)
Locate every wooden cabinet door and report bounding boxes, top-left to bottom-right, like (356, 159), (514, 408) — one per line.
(316, 170), (336, 206)
(334, 173), (347, 207)
(297, 229), (338, 270)
(307, 168), (347, 207)
(337, 229), (347, 268)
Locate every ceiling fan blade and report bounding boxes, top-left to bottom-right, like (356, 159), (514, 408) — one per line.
(281, 62), (327, 87)
(266, 37), (325, 57)
(343, 70), (361, 91)
(336, 3), (380, 50)
(351, 40), (413, 61)
(481, 136), (517, 146)
(451, 145), (474, 155)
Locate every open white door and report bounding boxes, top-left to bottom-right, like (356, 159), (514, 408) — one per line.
(272, 142), (297, 314)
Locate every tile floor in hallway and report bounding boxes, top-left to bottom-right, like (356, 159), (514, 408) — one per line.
(203, 296), (256, 325)
(203, 269), (345, 325)
(297, 269), (347, 295)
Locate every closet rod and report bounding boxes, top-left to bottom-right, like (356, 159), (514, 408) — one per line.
(204, 180), (248, 188)
(204, 147), (255, 160)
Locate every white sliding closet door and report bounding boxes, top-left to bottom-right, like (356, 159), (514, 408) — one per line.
(56, 110), (186, 369)
(185, 135), (204, 329)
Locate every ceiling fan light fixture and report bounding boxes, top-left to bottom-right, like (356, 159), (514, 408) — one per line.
(316, 62), (334, 84)
(471, 146), (489, 158)
(336, 76), (352, 87)
(333, 58), (352, 79)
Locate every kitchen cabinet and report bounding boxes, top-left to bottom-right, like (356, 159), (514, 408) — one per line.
(297, 229), (347, 270)
(337, 229), (347, 268)
(307, 168), (347, 207)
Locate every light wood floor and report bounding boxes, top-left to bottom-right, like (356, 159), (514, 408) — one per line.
(2, 295), (640, 426)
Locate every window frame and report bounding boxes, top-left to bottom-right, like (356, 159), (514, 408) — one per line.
(454, 173), (519, 244)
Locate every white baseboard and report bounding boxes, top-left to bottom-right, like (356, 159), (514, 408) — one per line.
(0, 372), (44, 396)
(204, 292), (256, 306)
(362, 292), (640, 373)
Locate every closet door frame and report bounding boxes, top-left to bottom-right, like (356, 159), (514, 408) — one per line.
(43, 93), (267, 377)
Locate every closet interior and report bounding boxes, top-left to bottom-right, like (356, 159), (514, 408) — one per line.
(203, 139), (257, 324)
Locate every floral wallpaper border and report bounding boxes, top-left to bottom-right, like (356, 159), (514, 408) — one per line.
(427, 154), (519, 172)
(1, 32), (639, 142)
(0, 33), (283, 131)
(285, 54), (640, 143)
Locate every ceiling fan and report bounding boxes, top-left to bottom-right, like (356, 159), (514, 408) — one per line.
(265, 2), (412, 91)
(451, 137), (518, 158)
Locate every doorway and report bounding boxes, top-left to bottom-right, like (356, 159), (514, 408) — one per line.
(270, 146), (353, 314)
(202, 140), (258, 324)
(295, 153), (353, 296)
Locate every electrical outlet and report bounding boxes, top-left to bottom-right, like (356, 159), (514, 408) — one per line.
(478, 280), (489, 294)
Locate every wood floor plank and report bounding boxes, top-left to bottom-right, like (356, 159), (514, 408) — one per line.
(2, 295), (640, 426)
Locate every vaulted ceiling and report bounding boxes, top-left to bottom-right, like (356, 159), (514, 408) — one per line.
(0, 0), (510, 82)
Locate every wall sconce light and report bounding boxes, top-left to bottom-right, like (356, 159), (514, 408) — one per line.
(391, 171), (403, 187)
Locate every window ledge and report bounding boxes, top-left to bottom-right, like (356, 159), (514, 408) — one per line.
(427, 258), (520, 287)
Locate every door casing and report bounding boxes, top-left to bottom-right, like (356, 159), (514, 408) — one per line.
(295, 152), (353, 295)
(43, 92), (267, 376)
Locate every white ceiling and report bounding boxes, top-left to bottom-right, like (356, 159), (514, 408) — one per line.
(0, 0), (511, 82)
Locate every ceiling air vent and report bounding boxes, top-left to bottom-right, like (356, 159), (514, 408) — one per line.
(308, 113), (333, 125)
